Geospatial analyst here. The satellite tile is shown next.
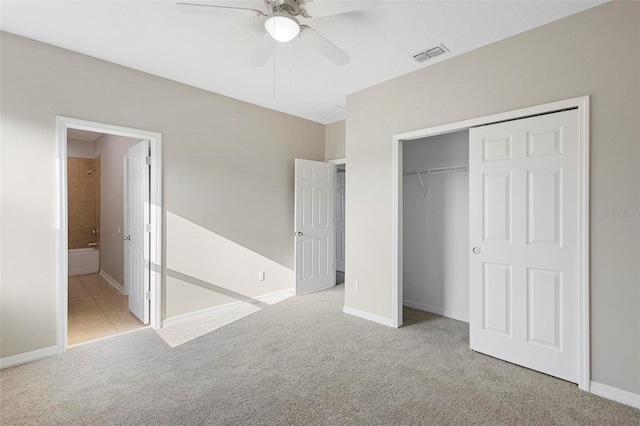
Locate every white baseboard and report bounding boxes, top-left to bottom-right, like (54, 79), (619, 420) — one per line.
(162, 288), (295, 327)
(69, 266), (100, 276)
(403, 299), (469, 323)
(0, 345), (59, 370)
(100, 269), (125, 294)
(590, 381), (640, 409)
(343, 305), (395, 328)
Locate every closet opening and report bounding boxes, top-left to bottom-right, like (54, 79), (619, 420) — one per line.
(392, 97), (590, 390)
(402, 130), (469, 322)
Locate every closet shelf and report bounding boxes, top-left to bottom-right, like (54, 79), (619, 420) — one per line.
(403, 165), (469, 177)
(404, 164), (468, 196)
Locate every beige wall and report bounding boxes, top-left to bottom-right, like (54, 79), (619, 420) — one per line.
(0, 32), (324, 358)
(94, 134), (141, 286)
(345, 2), (639, 394)
(324, 120), (346, 161)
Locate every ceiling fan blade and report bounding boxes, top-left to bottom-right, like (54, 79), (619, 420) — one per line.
(176, 2), (267, 18)
(300, 26), (350, 66)
(250, 32), (275, 66)
(301, 1), (380, 19)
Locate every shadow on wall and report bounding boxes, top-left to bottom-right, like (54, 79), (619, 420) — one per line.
(166, 269), (272, 309)
(165, 211), (294, 319)
(164, 132), (307, 271)
(158, 267), (294, 348)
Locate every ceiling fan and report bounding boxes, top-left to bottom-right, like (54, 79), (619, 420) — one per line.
(176, 0), (377, 67)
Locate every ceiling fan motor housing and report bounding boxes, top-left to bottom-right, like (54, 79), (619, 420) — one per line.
(265, 0), (311, 18)
(176, 0), (351, 65)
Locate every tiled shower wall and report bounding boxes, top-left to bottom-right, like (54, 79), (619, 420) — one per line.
(68, 156), (101, 250)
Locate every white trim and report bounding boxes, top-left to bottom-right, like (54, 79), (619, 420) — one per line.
(343, 306), (396, 328)
(577, 97), (591, 391)
(99, 269), (125, 294)
(162, 288), (295, 327)
(329, 158), (348, 310)
(149, 134), (163, 330)
(394, 97), (586, 142)
(56, 120), (69, 354)
(403, 300), (468, 323)
(328, 158), (346, 165)
(590, 381), (640, 409)
(0, 346), (59, 370)
(391, 96), (590, 389)
(56, 116), (163, 358)
(391, 137), (402, 328)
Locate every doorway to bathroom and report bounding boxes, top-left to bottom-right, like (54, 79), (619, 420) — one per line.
(57, 117), (162, 351)
(66, 130), (142, 344)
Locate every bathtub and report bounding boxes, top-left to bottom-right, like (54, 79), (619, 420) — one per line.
(68, 248), (100, 276)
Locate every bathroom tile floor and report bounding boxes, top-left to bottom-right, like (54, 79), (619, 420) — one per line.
(68, 274), (146, 345)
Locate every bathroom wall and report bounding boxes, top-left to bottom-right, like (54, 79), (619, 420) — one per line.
(67, 156), (100, 250)
(67, 138), (95, 159)
(67, 133), (139, 285)
(94, 134), (142, 287)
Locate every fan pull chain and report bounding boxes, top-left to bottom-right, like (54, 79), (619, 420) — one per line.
(288, 41), (292, 122)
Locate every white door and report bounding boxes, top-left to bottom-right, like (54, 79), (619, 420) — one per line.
(124, 140), (150, 324)
(294, 159), (336, 294)
(336, 170), (346, 272)
(469, 109), (579, 383)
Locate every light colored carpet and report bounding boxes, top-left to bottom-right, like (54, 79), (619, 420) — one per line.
(1, 285), (638, 425)
(156, 291), (294, 348)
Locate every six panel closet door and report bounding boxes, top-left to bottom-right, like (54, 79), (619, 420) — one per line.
(468, 109), (580, 383)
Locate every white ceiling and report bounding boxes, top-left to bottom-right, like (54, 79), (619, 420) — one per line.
(0, 1), (605, 124)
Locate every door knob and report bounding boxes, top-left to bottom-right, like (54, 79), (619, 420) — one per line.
(297, 232), (303, 237)
(124, 235), (131, 241)
(472, 247), (481, 254)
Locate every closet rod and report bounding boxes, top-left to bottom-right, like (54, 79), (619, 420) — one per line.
(403, 164), (468, 177)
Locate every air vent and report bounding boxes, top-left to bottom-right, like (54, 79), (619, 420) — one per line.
(413, 44), (449, 63)
(413, 52), (429, 63)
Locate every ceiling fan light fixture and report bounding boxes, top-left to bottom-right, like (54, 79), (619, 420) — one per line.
(265, 14), (300, 42)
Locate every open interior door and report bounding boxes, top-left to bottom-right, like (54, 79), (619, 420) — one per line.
(124, 140), (150, 324)
(336, 169), (346, 273)
(469, 109), (580, 383)
(294, 159), (336, 294)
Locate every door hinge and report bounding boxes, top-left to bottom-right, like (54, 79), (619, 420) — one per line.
(145, 156), (151, 166)
(145, 291), (151, 300)
(145, 223), (151, 232)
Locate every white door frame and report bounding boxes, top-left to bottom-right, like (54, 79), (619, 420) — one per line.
(56, 116), (163, 353)
(391, 96), (590, 391)
(329, 158), (347, 276)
